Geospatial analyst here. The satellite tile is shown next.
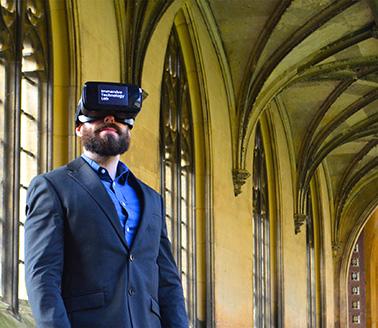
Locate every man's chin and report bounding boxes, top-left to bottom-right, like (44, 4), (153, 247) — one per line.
(81, 133), (129, 156)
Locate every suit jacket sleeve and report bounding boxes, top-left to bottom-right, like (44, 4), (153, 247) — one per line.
(25, 175), (71, 328)
(157, 196), (189, 328)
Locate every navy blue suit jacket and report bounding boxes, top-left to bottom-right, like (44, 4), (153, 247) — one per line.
(25, 157), (188, 328)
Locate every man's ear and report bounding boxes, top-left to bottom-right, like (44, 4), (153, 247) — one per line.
(75, 124), (83, 137)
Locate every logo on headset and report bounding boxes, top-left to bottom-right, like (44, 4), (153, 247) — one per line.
(98, 84), (128, 106)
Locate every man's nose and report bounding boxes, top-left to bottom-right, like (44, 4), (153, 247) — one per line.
(103, 115), (115, 124)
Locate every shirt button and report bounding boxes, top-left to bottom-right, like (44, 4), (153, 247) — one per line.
(126, 227), (130, 233)
(128, 287), (136, 296)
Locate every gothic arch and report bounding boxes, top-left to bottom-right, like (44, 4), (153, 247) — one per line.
(338, 202), (378, 328)
(141, 4), (215, 326)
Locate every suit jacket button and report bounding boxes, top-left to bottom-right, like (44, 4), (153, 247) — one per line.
(128, 287), (136, 296)
(129, 254), (134, 262)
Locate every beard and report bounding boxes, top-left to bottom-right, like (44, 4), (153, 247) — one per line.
(80, 123), (130, 156)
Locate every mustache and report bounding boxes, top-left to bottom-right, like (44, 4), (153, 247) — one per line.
(95, 123), (122, 135)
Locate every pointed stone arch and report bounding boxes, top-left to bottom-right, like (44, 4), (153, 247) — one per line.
(337, 203), (378, 328)
(141, 4), (215, 326)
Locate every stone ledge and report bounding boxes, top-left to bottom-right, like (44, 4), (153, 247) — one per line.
(0, 301), (35, 328)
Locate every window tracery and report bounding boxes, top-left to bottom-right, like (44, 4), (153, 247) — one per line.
(160, 27), (196, 327)
(0, 0), (50, 313)
(252, 123), (271, 327)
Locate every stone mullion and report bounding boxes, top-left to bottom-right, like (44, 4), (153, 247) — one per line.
(9, 0), (25, 315)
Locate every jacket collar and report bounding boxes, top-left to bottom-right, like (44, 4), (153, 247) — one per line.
(67, 157), (128, 249)
(66, 157), (156, 252)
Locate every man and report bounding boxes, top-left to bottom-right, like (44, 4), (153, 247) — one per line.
(25, 82), (188, 328)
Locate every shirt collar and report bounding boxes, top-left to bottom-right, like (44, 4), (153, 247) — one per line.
(81, 154), (129, 183)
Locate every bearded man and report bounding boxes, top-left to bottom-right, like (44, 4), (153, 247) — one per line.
(24, 82), (188, 328)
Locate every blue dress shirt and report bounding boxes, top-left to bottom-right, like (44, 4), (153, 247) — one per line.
(81, 155), (141, 247)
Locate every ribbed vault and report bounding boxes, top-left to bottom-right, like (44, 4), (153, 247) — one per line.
(200, 0), (378, 243)
(123, 0), (173, 84)
(122, 0), (378, 244)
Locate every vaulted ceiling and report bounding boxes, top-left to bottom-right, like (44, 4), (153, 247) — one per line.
(207, 0), (378, 248)
(126, 0), (378, 250)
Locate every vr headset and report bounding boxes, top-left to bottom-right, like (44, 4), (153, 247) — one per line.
(75, 81), (147, 128)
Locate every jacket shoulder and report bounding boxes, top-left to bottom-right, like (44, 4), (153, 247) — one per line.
(31, 157), (84, 184)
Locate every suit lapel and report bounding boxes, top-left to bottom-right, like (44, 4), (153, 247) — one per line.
(129, 175), (158, 251)
(67, 158), (128, 250)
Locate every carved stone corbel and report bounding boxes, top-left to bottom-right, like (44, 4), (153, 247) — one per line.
(332, 241), (342, 258)
(232, 169), (250, 196)
(294, 213), (307, 234)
